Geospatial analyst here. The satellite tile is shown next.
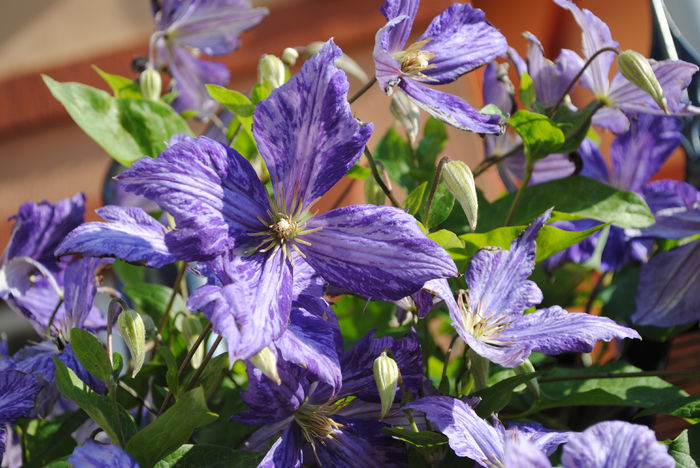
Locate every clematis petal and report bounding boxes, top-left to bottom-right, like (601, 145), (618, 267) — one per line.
(405, 396), (503, 465)
(503, 437), (553, 468)
(579, 138), (610, 182)
(379, 0), (419, 52)
(62, 257), (112, 331)
(610, 114), (682, 193)
(632, 239), (700, 326)
(299, 205), (457, 301)
(187, 250), (292, 361)
(507, 422), (572, 456)
(68, 440), (139, 468)
(418, 4), (507, 85)
(117, 136), (270, 261)
(499, 151), (577, 187)
(561, 421), (674, 468)
(591, 106), (630, 133)
(374, 16), (409, 91)
(56, 206), (176, 268)
(497, 306), (639, 359)
(400, 79), (502, 134)
(0, 370), (40, 422)
(254, 40), (372, 209)
(483, 62), (515, 115)
(237, 363), (307, 425)
(258, 423), (304, 468)
(291, 255), (327, 299)
(642, 180), (700, 238)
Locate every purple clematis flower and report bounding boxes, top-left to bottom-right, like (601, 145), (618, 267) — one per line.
(0, 194), (109, 337)
(0, 370), (41, 462)
(151, 0), (268, 117)
(68, 440), (139, 468)
(555, 0), (699, 133)
(238, 331), (423, 467)
(373, 0), (508, 133)
(406, 396), (570, 467)
(435, 210), (639, 367)
(114, 40), (456, 362)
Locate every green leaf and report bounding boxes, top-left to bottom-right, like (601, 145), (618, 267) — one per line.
(154, 444), (264, 468)
(124, 283), (187, 324)
(420, 181), (455, 229)
(472, 372), (543, 418)
(24, 411), (87, 468)
(479, 176), (654, 230)
(43, 75), (192, 166)
(637, 396), (700, 420)
(382, 427), (448, 448)
(374, 128), (414, 190)
(519, 72), (536, 108)
(428, 230), (469, 272)
(551, 100), (599, 154)
(205, 85), (258, 158)
(125, 388), (218, 467)
(251, 81), (272, 104)
(93, 66), (142, 99)
(403, 182), (427, 216)
(669, 424), (700, 468)
(70, 328), (112, 382)
(415, 118), (447, 170)
(206, 85), (255, 117)
(346, 164), (371, 180)
(460, 222), (605, 262)
(53, 359), (137, 446)
(112, 260), (145, 287)
(509, 110), (565, 161)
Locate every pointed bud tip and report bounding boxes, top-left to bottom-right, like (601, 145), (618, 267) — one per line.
(442, 160), (478, 231)
(373, 351), (400, 419)
(117, 309), (146, 378)
(618, 50), (666, 112)
(249, 347), (281, 385)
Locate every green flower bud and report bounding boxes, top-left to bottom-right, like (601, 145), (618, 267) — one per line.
(249, 347), (281, 384)
(281, 47), (299, 66)
(364, 174), (386, 205)
(139, 67), (162, 101)
(373, 351), (399, 419)
(442, 160), (478, 231)
(390, 92), (420, 143)
(618, 50), (668, 113)
(181, 315), (205, 369)
(258, 54), (286, 89)
(304, 41), (369, 82)
(117, 309), (146, 378)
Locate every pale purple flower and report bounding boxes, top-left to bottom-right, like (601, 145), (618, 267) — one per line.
(555, 0), (699, 133)
(434, 210), (639, 367)
(151, 0), (267, 117)
(373, 0), (507, 133)
(68, 440), (139, 468)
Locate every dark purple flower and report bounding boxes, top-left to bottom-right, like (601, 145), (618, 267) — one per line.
(434, 211), (638, 367)
(0, 370), (40, 423)
(151, 0), (268, 117)
(373, 0), (507, 133)
(118, 40), (456, 361)
(555, 0), (699, 133)
(68, 440), (139, 468)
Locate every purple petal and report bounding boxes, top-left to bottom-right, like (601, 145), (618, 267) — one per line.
(417, 4), (508, 85)
(187, 250), (292, 361)
(56, 206), (176, 268)
(379, 0), (418, 52)
(503, 437), (553, 468)
(561, 421), (674, 468)
(632, 239), (700, 326)
(291, 255), (327, 299)
(642, 180), (700, 238)
(405, 396), (503, 465)
(0, 371), (40, 422)
(507, 422), (572, 456)
(63, 257), (112, 331)
(400, 79), (503, 134)
(238, 362), (307, 425)
(299, 205), (457, 301)
(579, 138), (610, 182)
(483, 62), (515, 114)
(258, 424), (304, 468)
(68, 440), (139, 468)
(500, 151), (577, 186)
(610, 114), (682, 193)
(254, 40), (372, 209)
(117, 136), (270, 261)
(374, 16), (409, 91)
(591, 106), (630, 133)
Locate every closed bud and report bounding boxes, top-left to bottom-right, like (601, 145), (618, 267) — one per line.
(304, 41), (369, 82)
(249, 347), (281, 384)
(181, 315), (204, 369)
(281, 47), (299, 66)
(390, 92), (420, 143)
(117, 310), (146, 378)
(139, 67), (162, 101)
(618, 50), (668, 113)
(364, 174), (386, 205)
(258, 54), (286, 89)
(442, 160), (478, 231)
(373, 351), (400, 419)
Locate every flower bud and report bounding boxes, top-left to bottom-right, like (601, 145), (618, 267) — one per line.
(281, 47), (299, 66)
(181, 315), (204, 369)
(364, 174), (386, 205)
(373, 351), (399, 419)
(618, 50), (667, 113)
(139, 67), (162, 101)
(249, 347), (281, 384)
(117, 309), (146, 378)
(390, 91), (420, 143)
(441, 160), (478, 231)
(258, 54), (286, 89)
(304, 41), (369, 82)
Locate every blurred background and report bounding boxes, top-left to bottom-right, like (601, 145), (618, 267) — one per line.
(0, 0), (695, 438)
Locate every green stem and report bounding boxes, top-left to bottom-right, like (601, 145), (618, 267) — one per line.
(157, 262), (188, 334)
(185, 335), (223, 392)
(349, 77), (377, 104)
(178, 322), (213, 379)
(45, 297), (64, 338)
(439, 334), (460, 394)
(467, 349), (490, 391)
(422, 156), (450, 230)
(364, 147), (400, 207)
(504, 156), (535, 225)
(472, 144), (523, 179)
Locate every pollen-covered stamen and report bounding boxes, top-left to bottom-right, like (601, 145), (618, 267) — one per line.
(457, 290), (513, 346)
(293, 397), (352, 447)
(393, 38), (438, 81)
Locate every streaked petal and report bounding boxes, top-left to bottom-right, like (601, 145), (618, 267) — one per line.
(400, 79), (503, 134)
(379, 0), (418, 51)
(187, 250), (292, 361)
(483, 62), (515, 114)
(507, 422), (572, 456)
(524, 32), (583, 108)
(632, 239), (700, 326)
(237, 361), (306, 425)
(561, 421), (674, 468)
(56, 206), (176, 268)
(642, 180), (700, 238)
(503, 437), (553, 468)
(258, 423), (304, 468)
(591, 106), (630, 133)
(579, 138), (610, 182)
(68, 440), (139, 468)
(63, 257), (112, 331)
(254, 40), (372, 209)
(117, 136), (270, 261)
(374, 16), (408, 91)
(418, 4), (507, 85)
(300, 205), (457, 301)
(0, 370), (40, 422)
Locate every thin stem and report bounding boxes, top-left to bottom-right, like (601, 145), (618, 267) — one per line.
(330, 178), (356, 209)
(422, 156), (450, 230)
(45, 298), (64, 337)
(472, 144), (523, 178)
(504, 156), (535, 225)
(178, 322), (213, 378)
(364, 147), (400, 207)
(209, 113), (228, 135)
(439, 334), (460, 392)
(185, 335), (223, 392)
(349, 77), (377, 104)
(548, 46), (620, 117)
(119, 381), (158, 415)
(157, 262), (187, 334)
(539, 369), (700, 383)
(584, 271), (610, 316)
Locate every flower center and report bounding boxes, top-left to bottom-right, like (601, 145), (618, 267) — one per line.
(393, 39), (438, 80)
(293, 397), (352, 455)
(457, 290), (512, 346)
